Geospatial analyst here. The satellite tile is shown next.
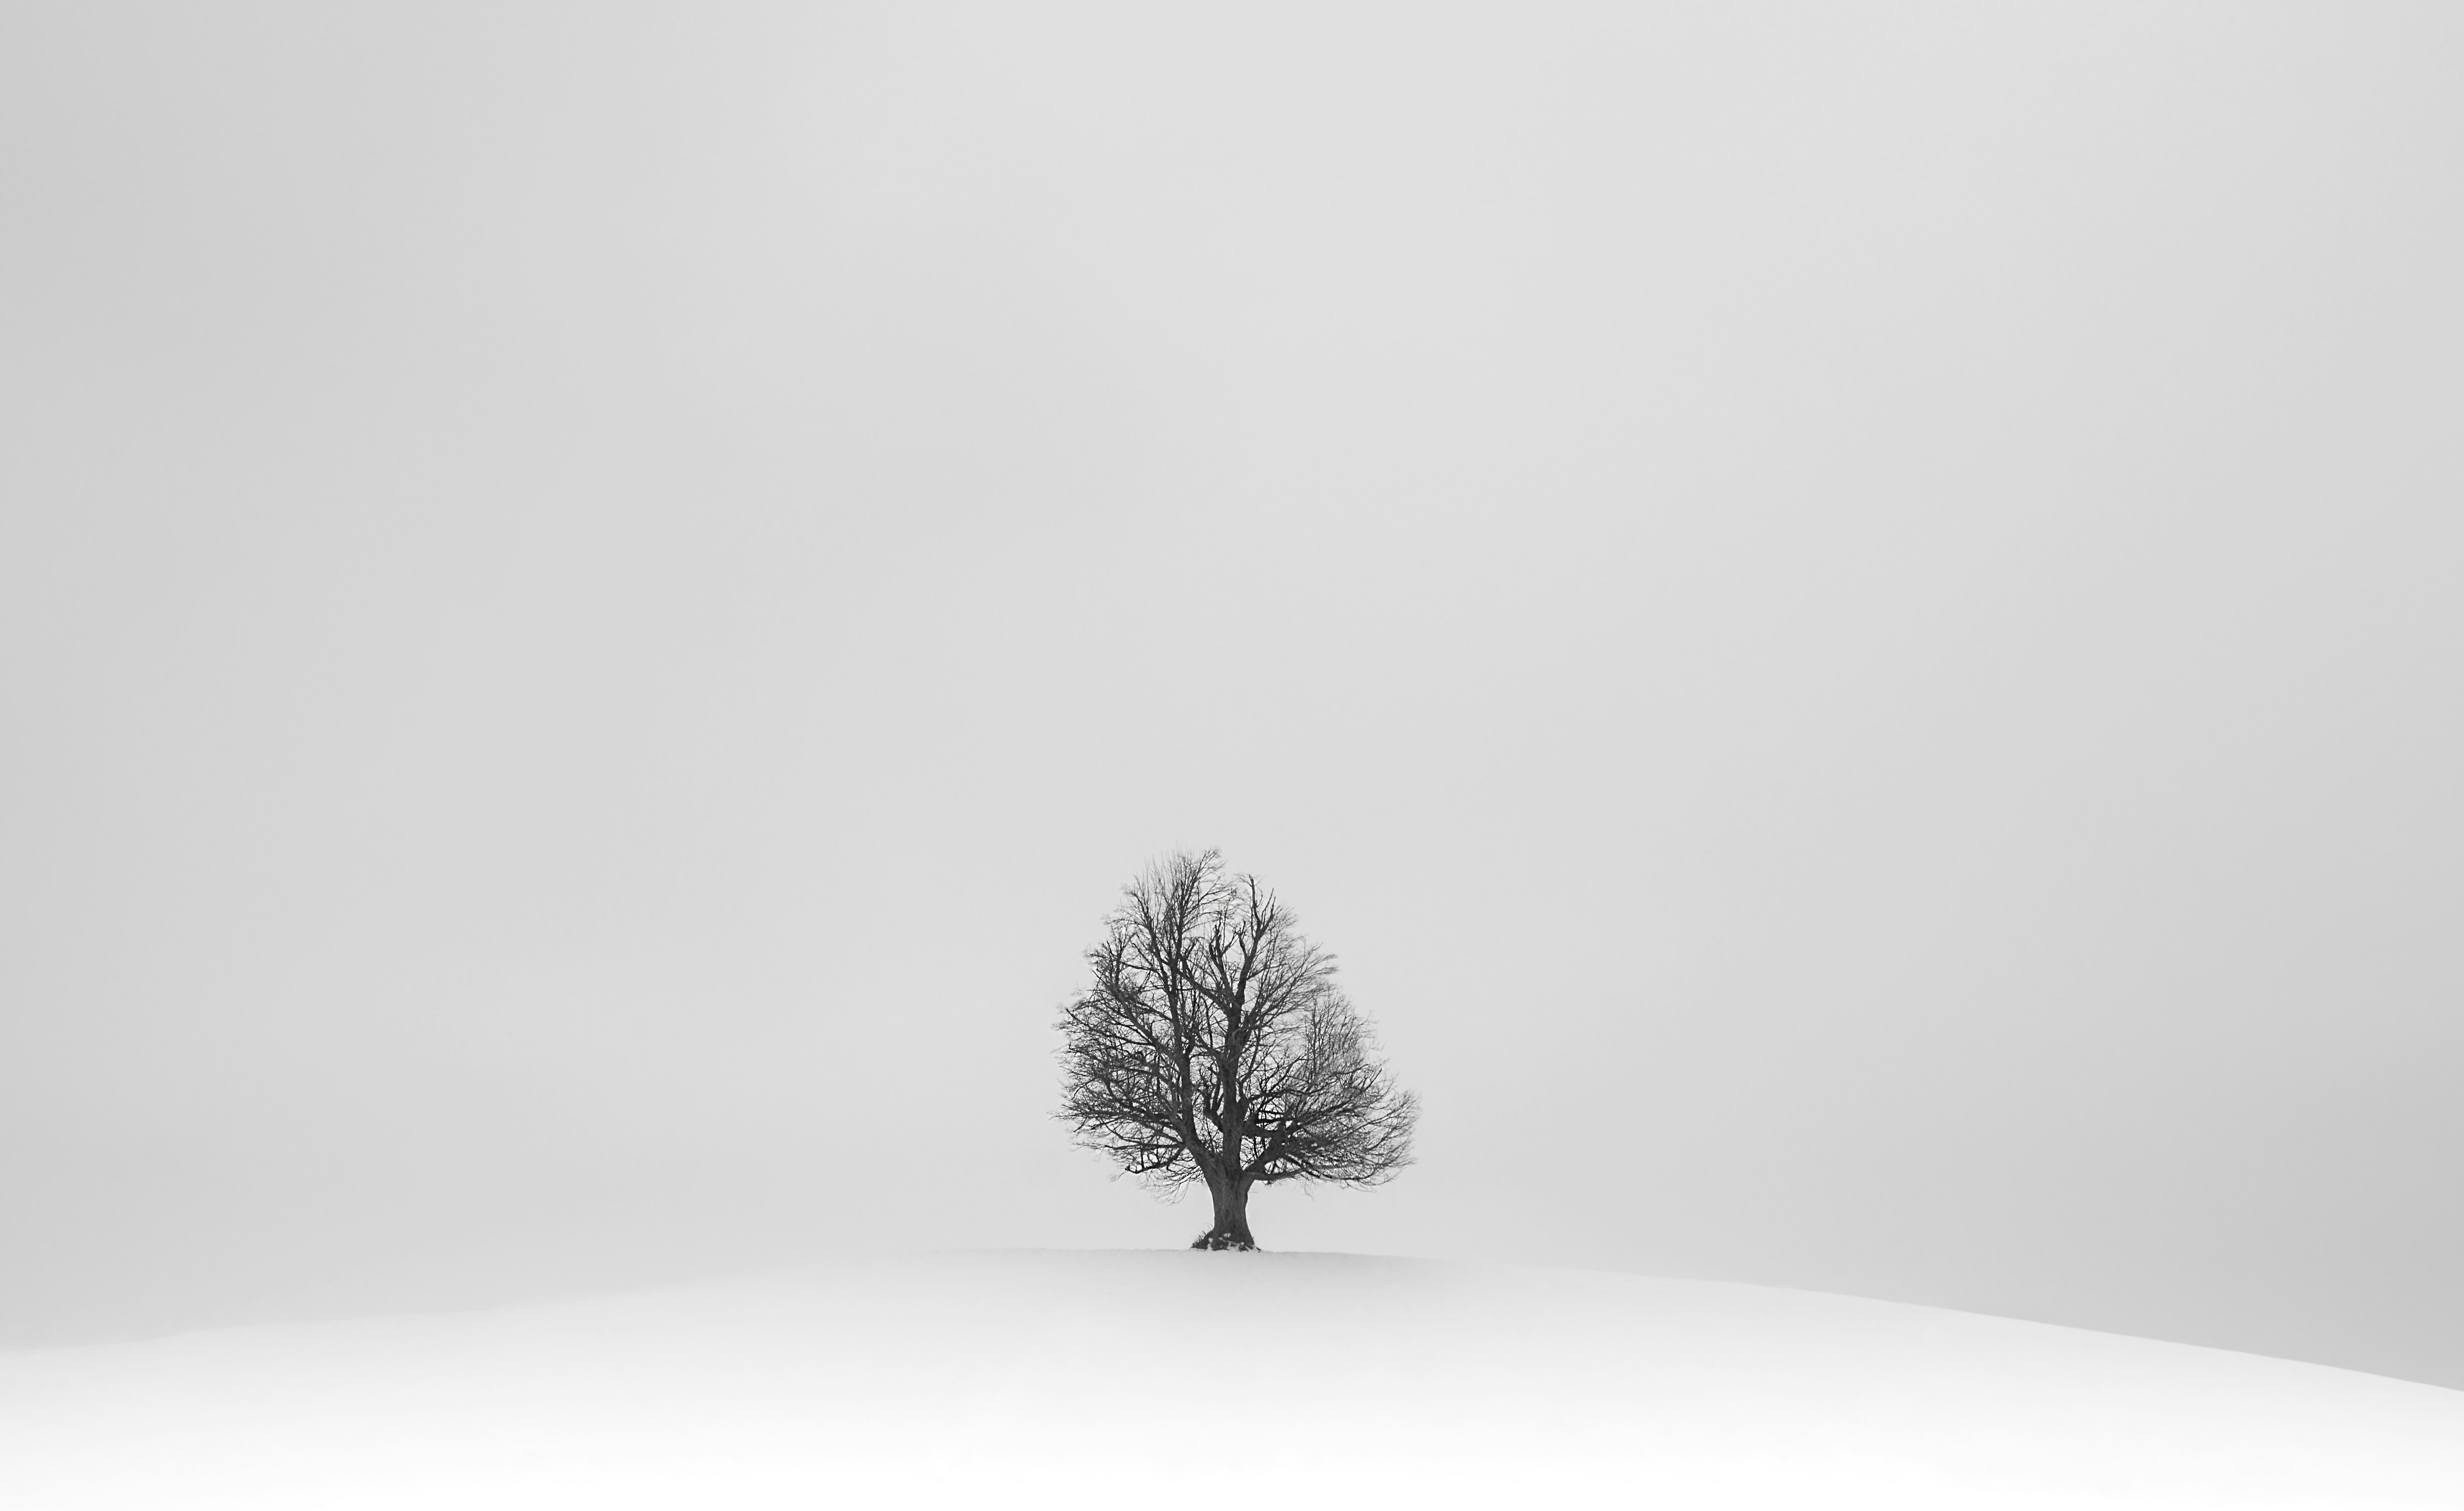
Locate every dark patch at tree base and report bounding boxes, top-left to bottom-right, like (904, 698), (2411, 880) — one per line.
(1190, 1234), (1260, 1252)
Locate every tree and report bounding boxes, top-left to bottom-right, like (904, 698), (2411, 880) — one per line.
(1056, 849), (1418, 1250)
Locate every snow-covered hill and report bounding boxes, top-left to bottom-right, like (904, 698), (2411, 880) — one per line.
(3, 1251), (2459, 1509)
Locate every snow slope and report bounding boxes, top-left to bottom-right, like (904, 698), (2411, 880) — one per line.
(2, 1251), (2460, 1510)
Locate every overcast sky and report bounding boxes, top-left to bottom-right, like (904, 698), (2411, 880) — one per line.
(4, 3), (2460, 1387)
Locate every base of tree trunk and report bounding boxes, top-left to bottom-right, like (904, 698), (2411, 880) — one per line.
(1190, 1233), (1259, 1252)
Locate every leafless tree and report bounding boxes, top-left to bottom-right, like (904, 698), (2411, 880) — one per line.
(1056, 849), (1418, 1250)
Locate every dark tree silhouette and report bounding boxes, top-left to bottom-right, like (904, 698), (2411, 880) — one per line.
(1056, 849), (1418, 1250)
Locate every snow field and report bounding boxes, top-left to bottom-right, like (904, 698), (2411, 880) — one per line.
(3, 1250), (2461, 1509)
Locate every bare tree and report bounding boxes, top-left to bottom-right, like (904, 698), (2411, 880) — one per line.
(1056, 849), (1418, 1250)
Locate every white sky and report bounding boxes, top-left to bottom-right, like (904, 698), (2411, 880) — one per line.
(3, 3), (2460, 1385)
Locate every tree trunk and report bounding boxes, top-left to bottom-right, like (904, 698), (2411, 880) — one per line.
(1192, 1171), (1257, 1251)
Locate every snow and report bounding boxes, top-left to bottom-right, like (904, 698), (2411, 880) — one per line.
(3, 1250), (2460, 1509)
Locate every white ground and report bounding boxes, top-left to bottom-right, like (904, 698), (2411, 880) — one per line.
(3, 1251), (2460, 1510)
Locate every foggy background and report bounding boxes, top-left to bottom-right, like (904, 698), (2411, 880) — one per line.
(4, 4), (2459, 1387)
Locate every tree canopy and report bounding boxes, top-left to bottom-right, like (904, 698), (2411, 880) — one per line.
(1056, 849), (1417, 1249)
